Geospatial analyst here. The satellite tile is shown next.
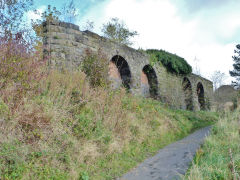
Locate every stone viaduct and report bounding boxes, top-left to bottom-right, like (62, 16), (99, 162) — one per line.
(42, 21), (214, 111)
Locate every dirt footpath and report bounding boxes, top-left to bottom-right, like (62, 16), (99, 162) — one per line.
(119, 126), (211, 180)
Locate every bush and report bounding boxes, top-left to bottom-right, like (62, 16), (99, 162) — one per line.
(146, 49), (192, 75)
(0, 33), (46, 111)
(0, 31), (48, 144)
(82, 48), (109, 88)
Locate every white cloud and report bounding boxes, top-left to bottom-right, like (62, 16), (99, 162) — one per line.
(77, 1), (109, 31)
(80, 0), (239, 84)
(25, 5), (47, 24)
(186, 43), (235, 83)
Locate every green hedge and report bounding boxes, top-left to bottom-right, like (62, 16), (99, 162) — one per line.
(146, 49), (192, 75)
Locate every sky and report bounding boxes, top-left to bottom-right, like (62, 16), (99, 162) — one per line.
(30, 0), (240, 85)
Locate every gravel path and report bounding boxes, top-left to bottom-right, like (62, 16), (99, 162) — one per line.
(119, 126), (211, 180)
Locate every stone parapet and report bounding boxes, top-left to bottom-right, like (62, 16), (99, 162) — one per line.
(43, 20), (214, 111)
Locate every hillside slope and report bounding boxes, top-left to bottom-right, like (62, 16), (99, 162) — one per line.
(0, 70), (218, 180)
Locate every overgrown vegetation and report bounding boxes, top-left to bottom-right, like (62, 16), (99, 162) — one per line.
(146, 49), (192, 75)
(185, 110), (240, 180)
(0, 2), (218, 179)
(0, 59), (218, 179)
(81, 48), (109, 88)
(0, 31), (46, 114)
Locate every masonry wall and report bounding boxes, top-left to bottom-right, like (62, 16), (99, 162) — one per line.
(43, 21), (214, 111)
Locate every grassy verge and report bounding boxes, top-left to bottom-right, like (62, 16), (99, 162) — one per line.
(0, 70), (218, 180)
(184, 110), (240, 180)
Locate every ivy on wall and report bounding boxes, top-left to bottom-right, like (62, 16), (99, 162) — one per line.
(146, 49), (192, 75)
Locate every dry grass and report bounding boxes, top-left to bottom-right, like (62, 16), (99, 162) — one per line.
(0, 69), (218, 180)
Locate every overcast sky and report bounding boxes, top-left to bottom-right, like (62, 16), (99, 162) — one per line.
(31, 0), (240, 84)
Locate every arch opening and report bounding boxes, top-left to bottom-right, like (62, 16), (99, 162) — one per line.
(141, 65), (158, 98)
(110, 55), (131, 90)
(197, 82), (205, 110)
(182, 77), (193, 110)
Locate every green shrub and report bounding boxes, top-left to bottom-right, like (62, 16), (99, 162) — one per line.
(79, 171), (89, 180)
(0, 98), (9, 117)
(72, 109), (95, 138)
(146, 49), (192, 75)
(72, 107), (104, 139)
(82, 48), (109, 88)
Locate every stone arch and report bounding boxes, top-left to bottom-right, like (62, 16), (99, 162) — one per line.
(182, 77), (193, 110)
(109, 55), (131, 90)
(141, 64), (158, 98)
(197, 82), (205, 110)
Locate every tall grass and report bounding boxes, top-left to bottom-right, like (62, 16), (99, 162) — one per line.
(0, 39), (218, 179)
(185, 110), (240, 180)
(0, 68), (218, 179)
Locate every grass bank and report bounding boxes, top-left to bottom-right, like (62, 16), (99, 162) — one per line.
(185, 110), (240, 180)
(0, 70), (218, 180)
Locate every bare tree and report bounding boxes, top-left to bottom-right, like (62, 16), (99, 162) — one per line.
(210, 70), (226, 91)
(82, 20), (95, 31)
(61, 0), (79, 23)
(0, 0), (33, 34)
(193, 56), (201, 75)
